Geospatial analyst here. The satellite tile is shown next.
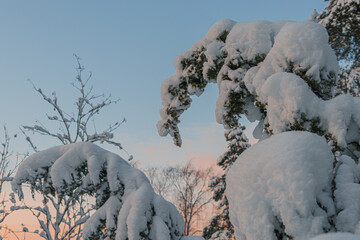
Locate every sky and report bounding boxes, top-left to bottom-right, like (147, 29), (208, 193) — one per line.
(0, 0), (331, 238)
(0, 0), (329, 170)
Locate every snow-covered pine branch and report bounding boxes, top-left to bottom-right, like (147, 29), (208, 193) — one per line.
(11, 142), (184, 240)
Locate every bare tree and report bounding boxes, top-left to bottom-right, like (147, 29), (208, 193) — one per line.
(170, 162), (212, 236)
(0, 126), (23, 225)
(0, 127), (12, 195)
(13, 193), (93, 240)
(144, 162), (212, 236)
(143, 167), (173, 198)
(21, 54), (127, 155)
(0, 225), (22, 240)
(0, 131), (12, 224)
(12, 55), (129, 240)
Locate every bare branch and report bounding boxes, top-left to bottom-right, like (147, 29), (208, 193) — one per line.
(21, 56), (127, 158)
(143, 162), (212, 235)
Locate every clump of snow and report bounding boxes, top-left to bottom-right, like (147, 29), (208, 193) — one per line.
(309, 9), (319, 21)
(310, 232), (360, 240)
(258, 72), (359, 147)
(334, 155), (360, 232)
(205, 19), (236, 41)
(244, 21), (338, 99)
(224, 21), (286, 62)
(12, 142), (184, 240)
(226, 131), (334, 240)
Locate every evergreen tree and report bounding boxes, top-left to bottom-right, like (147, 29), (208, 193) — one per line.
(158, 19), (360, 238)
(318, 0), (360, 69)
(336, 67), (360, 96)
(203, 125), (250, 240)
(318, 0), (360, 96)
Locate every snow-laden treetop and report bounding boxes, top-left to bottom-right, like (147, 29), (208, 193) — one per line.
(318, 0), (360, 25)
(12, 142), (184, 240)
(156, 20), (360, 151)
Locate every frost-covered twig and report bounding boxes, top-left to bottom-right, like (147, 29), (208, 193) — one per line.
(11, 191), (94, 240)
(0, 126), (24, 228)
(21, 55), (127, 156)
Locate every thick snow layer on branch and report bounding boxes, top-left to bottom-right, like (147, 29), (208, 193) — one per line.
(244, 21), (338, 99)
(158, 19), (339, 145)
(334, 155), (360, 233)
(226, 131), (334, 240)
(205, 19), (236, 41)
(224, 21), (286, 63)
(258, 72), (360, 147)
(12, 142), (184, 240)
(319, 0), (360, 25)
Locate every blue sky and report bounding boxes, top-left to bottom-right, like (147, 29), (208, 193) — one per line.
(0, 0), (328, 167)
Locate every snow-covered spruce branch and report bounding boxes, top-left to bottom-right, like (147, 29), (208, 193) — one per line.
(11, 142), (184, 240)
(157, 20), (339, 148)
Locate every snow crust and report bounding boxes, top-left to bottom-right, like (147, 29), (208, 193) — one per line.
(12, 142), (184, 240)
(226, 131), (334, 240)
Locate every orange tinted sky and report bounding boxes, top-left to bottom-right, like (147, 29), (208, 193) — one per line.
(0, 0), (327, 238)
